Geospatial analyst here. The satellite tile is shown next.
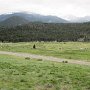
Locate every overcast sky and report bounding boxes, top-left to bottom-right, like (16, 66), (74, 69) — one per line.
(0, 0), (90, 18)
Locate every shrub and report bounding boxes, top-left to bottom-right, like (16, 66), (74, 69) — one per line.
(33, 44), (36, 49)
(37, 59), (43, 61)
(25, 57), (30, 60)
(68, 57), (72, 59)
(62, 61), (68, 63)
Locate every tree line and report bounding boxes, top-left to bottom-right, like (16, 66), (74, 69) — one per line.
(0, 23), (90, 42)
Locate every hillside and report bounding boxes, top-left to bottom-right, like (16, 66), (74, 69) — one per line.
(0, 16), (29, 26)
(13, 12), (68, 23)
(0, 23), (90, 42)
(0, 12), (68, 24)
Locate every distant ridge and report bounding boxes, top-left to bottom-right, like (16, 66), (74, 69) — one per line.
(66, 15), (90, 23)
(0, 16), (29, 26)
(0, 12), (68, 26)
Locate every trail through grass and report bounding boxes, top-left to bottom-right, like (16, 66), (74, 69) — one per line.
(0, 42), (90, 61)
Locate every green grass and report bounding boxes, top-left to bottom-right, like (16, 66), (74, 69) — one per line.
(0, 54), (90, 90)
(0, 42), (90, 61)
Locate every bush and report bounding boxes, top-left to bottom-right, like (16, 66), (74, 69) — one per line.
(68, 57), (72, 59)
(33, 44), (36, 49)
(25, 57), (30, 60)
(37, 59), (43, 61)
(62, 61), (68, 63)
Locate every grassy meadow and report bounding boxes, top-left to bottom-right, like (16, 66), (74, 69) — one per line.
(0, 42), (90, 61)
(0, 54), (90, 90)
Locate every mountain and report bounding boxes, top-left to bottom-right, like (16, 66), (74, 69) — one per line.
(12, 12), (68, 23)
(0, 12), (68, 26)
(76, 16), (90, 22)
(0, 16), (29, 26)
(0, 14), (12, 22)
(66, 15), (90, 23)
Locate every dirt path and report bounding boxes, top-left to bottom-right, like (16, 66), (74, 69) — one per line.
(0, 51), (90, 66)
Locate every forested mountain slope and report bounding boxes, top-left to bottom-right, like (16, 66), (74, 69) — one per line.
(0, 23), (90, 42)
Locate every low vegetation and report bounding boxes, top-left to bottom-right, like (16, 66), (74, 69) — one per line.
(0, 42), (90, 61)
(0, 54), (90, 90)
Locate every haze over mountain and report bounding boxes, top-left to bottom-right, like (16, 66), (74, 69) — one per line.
(0, 0), (90, 18)
(1, 12), (90, 27)
(0, 12), (69, 26)
(65, 15), (90, 23)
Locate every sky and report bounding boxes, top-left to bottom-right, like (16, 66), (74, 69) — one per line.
(0, 0), (90, 19)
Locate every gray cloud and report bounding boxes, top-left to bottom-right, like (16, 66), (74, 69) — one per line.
(0, 0), (90, 18)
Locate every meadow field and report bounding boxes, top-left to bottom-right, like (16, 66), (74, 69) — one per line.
(0, 42), (90, 61)
(0, 54), (90, 90)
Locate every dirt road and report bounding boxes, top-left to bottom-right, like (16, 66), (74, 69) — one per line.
(0, 51), (90, 66)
